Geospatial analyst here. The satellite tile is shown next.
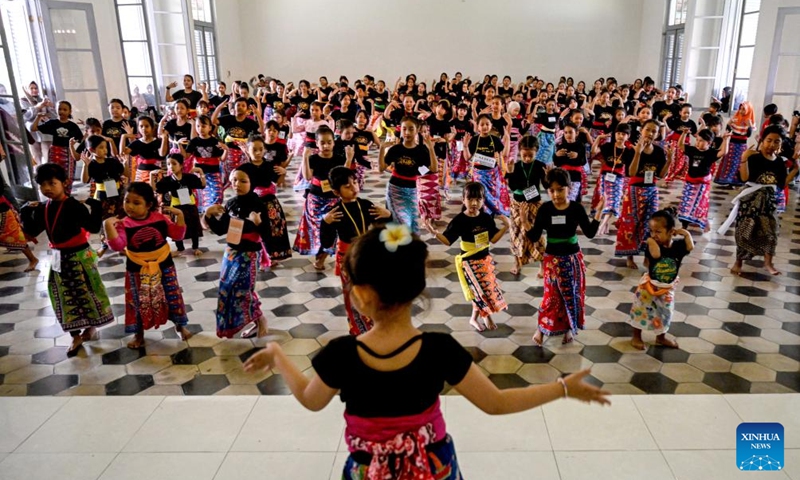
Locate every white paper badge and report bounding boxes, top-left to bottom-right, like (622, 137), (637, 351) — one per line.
(51, 250), (61, 273)
(523, 185), (539, 201)
(552, 215), (567, 225)
(103, 180), (119, 198)
(472, 153), (496, 169)
(644, 170), (655, 184)
(226, 217), (244, 245)
(604, 173), (617, 182)
(456, 140), (464, 152)
(176, 188), (192, 205)
(278, 131), (286, 139)
(418, 165), (430, 175)
(474, 231), (490, 249)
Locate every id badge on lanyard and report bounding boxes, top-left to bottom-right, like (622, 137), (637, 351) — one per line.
(226, 217), (244, 245)
(103, 180), (119, 197)
(644, 170), (655, 184)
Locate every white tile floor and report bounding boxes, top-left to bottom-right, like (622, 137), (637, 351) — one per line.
(0, 395), (797, 479)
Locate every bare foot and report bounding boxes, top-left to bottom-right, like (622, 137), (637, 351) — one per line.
(655, 335), (679, 348)
(532, 330), (544, 347)
(626, 257), (638, 270)
(703, 225), (711, 233)
(631, 336), (647, 350)
(177, 325), (193, 341)
(313, 259), (325, 270)
(510, 265), (520, 276)
(766, 264), (782, 276)
(731, 262), (742, 276)
(80, 327), (98, 342)
(193, 249), (203, 257)
(537, 268), (544, 279)
(67, 336), (83, 357)
(171, 250), (184, 258)
(469, 313), (485, 332)
(97, 247), (107, 258)
(482, 315), (497, 330)
(257, 316), (269, 337)
(25, 259), (39, 272)
(127, 333), (145, 349)
(562, 331), (574, 344)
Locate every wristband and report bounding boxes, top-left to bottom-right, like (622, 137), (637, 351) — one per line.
(556, 377), (568, 398)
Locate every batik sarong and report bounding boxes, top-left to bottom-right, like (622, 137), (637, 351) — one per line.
(538, 251), (586, 336)
(615, 183), (659, 256)
(386, 183), (421, 235)
(628, 273), (676, 335)
(48, 247), (114, 332)
(216, 248), (263, 338)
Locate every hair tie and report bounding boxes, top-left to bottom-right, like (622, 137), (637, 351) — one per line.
(379, 223), (412, 253)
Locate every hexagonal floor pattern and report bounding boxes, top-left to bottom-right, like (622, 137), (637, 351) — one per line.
(1, 154), (799, 396)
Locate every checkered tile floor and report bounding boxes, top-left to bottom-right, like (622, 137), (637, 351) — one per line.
(0, 157), (799, 396)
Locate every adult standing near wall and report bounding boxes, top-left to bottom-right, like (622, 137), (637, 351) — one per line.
(21, 81), (56, 166)
(165, 74), (203, 110)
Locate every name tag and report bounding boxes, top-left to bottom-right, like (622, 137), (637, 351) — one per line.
(226, 217), (244, 245)
(474, 231), (490, 249)
(604, 173), (617, 182)
(472, 153), (496, 168)
(523, 185), (539, 201)
(176, 188), (192, 205)
(320, 180), (332, 193)
(548, 117), (556, 123)
(552, 215), (566, 225)
(278, 132), (286, 139)
(52, 250), (61, 273)
(418, 165), (430, 175)
(103, 179), (119, 198)
(644, 171), (655, 184)
(456, 140), (464, 152)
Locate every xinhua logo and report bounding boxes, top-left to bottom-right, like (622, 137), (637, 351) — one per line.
(736, 423), (784, 471)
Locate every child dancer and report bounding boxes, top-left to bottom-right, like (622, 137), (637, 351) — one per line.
(615, 120), (671, 269)
(243, 223), (609, 479)
(552, 122), (591, 201)
(463, 114), (509, 216)
(0, 158), (38, 271)
(352, 111), (380, 186)
(336, 120), (373, 190)
(590, 124), (632, 234)
(528, 168), (603, 346)
(506, 136), (547, 276)
(420, 100), (453, 221)
(294, 126), (352, 269)
(21, 164), (113, 355)
(294, 101), (334, 191)
(153, 153), (205, 256)
(238, 132), (292, 266)
(104, 182), (192, 349)
(533, 99), (558, 165)
(714, 101), (755, 187)
(204, 168), (270, 339)
(30, 101), (82, 194)
(81, 135), (126, 256)
(663, 104), (697, 184)
(184, 115), (228, 212)
(629, 208), (693, 350)
(120, 117), (168, 183)
(449, 103), (474, 182)
(507, 101), (527, 164)
(159, 99), (195, 172)
(677, 129), (722, 232)
(213, 98), (262, 189)
(426, 182), (510, 331)
(380, 117), (436, 234)
(324, 166), (392, 335)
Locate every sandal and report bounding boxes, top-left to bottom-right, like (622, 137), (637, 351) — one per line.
(241, 323), (259, 339)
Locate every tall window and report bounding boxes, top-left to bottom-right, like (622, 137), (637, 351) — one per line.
(662, 0), (689, 90)
(732, 0), (760, 112)
(765, 7), (800, 116)
(191, 0), (218, 89)
(115, 0), (159, 112)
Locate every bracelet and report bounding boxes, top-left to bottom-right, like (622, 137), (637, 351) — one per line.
(556, 377), (569, 398)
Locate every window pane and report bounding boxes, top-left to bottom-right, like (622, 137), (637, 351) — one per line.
(691, 18), (723, 47)
(118, 5), (146, 41)
(740, 13), (759, 46)
(57, 51), (98, 89)
(154, 13), (187, 44)
(674, 57), (683, 82)
(159, 45), (190, 75)
(733, 79), (749, 112)
(204, 31), (214, 55)
(736, 46), (755, 79)
(693, 48), (720, 77)
(744, 0), (761, 14)
(152, 0), (183, 13)
(692, 79), (716, 107)
(695, 0), (724, 17)
(127, 77), (156, 108)
(50, 9), (92, 49)
(207, 55), (216, 81)
(194, 29), (204, 56)
(123, 41), (152, 76)
(64, 90), (103, 122)
(780, 13), (800, 54)
(663, 58), (673, 88)
(197, 56), (207, 83)
(665, 32), (675, 58)
(775, 55), (800, 93)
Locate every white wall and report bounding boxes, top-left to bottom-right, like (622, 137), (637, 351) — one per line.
(214, 0), (244, 86)
(220, 0), (664, 86)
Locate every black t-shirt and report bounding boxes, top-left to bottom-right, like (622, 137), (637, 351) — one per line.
(330, 108), (357, 131)
(127, 139), (164, 170)
(164, 119), (193, 144)
(442, 212), (499, 260)
(217, 115), (260, 147)
(317, 86), (334, 101)
(652, 101), (681, 121)
(467, 135), (504, 171)
(238, 160), (279, 191)
(535, 111), (559, 130)
(497, 86), (514, 99)
(747, 153), (788, 189)
(627, 145), (667, 186)
(155, 173), (203, 205)
(385, 144), (431, 188)
(591, 106), (615, 132)
(36, 120), (82, 147)
(426, 117), (452, 158)
(553, 132), (592, 181)
(308, 153), (346, 197)
(505, 160), (547, 202)
(627, 119), (645, 145)
(684, 146), (718, 178)
(87, 158), (125, 183)
(291, 94), (315, 117)
(369, 90), (390, 112)
(312, 333), (472, 417)
(264, 93), (285, 112)
(452, 118), (473, 140)
(186, 137), (224, 173)
(701, 112), (722, 127)
(330, 198), (385, 244)
(527, 201), (599, 255)
(102, 119), (128, 144)
(206, 192), (270, 251)
(334, 138), (369, 168)
(263, 142), (289, 166)
(646, 240), (689, 284)
(171, 90), (203, 108)
(667, 117), (698, 136)
(489, 116), (508, 137)
(352, 128), (375, 158)
(599, 143), (632, 174)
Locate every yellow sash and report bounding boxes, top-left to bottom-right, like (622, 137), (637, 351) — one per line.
(455, 240), (490, 302)
(125, 243), (171, 278)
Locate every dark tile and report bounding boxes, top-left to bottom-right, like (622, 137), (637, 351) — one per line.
(425, 288), (451, 299)
(256, 374), (292, 395)
(311, 287), (342, 299)
(418, 324), (452, 334)
(691, 271), (722, 282)
(187, 258), (219, 268)
(444, 272), (461, 283)
(272, 304), (309, 317)
(599, 322), (632, 337)
(646, 346), (690, 363)
(445, 304), (474, 317)
(778, 345), (800, 362)
(0, 271), (28, 281)
(629, 373), (678, 394)
(426, 259), (450, 269)
(27, 375), (79, 396)
(102, 347), (146, 365)
(0, 258), (29, 268)
(703, 248), (731, 257)
(702, 372), (751, 393)
(0, 305), (20, 316)
(100, 271), (126, 282)
(295, 272), (326, 282)
(722, 322), (761, 337)
(111, 304), (126, 317)
(97, 257), (124, 268)
(732, 286), (770, 298)
(524, 286), (544, 297)
(713, 345), (757, 363)
(289, 323), (328, 339)
(202, 288), (218, 299)
(170, 347), (215, 365)
(582, 375), (604, 388)
(0, 323), (14, 335)
(585, 286), (610, 297)
(257, 286), (291, 298)
(194, 271), (220, 282)
(784, 303), (800, 314)
(105, 375), (155, 395)
(727, 303), (766, 316)
(775, 372), (800, 392)
(665, 322), (701, 338)
(0, 346), (8, 357)
(488, 374), (530, 389)
(615, 303), (633, 314)
(0, 286), (23, 296)
(786, 286), (800, 296)
(606, 258), (629, 267)
(580, 345), (623, 363)
(590, 238), (615, 245)
(698, 259), (728, 269)
(257, 271), (277, 281)
(682, 286), (716, 297)
(31, 347), (69, 365)
(492, 248), (511, 256)
(512, 346), (555, 363)
(463, 347), (486, 363)
(105, 286), (126, 298)
(330, 304), (348, 317)
(480, 324), (515, 339)
(582, 248), (603, 256)
(238, 347), (261, 363)
(738, 271), (774, 282)
(496, 272), (521, 282)
(161, 324), (202, 340)
(675, 303), (709, 316)
(506, 304), (537, 317)
(98, 324), (129, 340)
(782, 322), (800, 336)
(182, 374), (229, 395)
(594, 271), (624, 281)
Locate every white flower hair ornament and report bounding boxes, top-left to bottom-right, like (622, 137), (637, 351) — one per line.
(379, 223), (413, 253)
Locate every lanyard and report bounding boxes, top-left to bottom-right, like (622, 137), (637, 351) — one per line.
(521, 161), (535, 186)
(44, 200), (66, 239)
(342, 201), (366, 237)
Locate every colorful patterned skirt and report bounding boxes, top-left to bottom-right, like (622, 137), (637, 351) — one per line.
(198, 170), (223, 212)
(461, 254), (507, 317)
(418, 172), (442, 221)
(664, 135), (689, 183)
(216, 248), (263, 338)
(48, 247), (115, 333)
(628, 273), (677, 335)
(678, 179), (712, 229)
(449, 141), (470, 181)
(615, 183), (659, 256)
(336, 240), (373, 336)
(124, 264), (188, 333)
(343, 434), (462, 480)
(591, 171), (624, 217)
(535, 131), (555, 165)
(0, 206), (28, 249)
(223, 148), (246, 190)
(509, 199), (543, 265)
(776, 187), (787, 214)
(94, 190), (125, 220)
(735, 186), (778, 260)
(472, 167), (510, 216)
(538, 252), (586, 336)
(355, 164), (367, 190)
(48, 145), (74, 194)
(260, 193), (293, 262)
(386, 183), (421, 235)
(714, 141), (747, 186)
(293, 192), (338, 256)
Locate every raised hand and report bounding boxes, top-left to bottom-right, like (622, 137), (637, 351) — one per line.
(370, 205), (392, 219)
(563, 369), (612, 406)
(323, 205), (343, 224)
(248, 211), (262, 226)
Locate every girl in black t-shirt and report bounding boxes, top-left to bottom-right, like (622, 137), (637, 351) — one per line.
(153, 153), (205, 257)
(533, 98), (558, 165)
(590, 123), (633, 235)
(449, 103), (475, 180)
(677, 129), (722, 232)
(120, 117), (168, 183)
(505, 136), (547, 276)
(663, 104), (698, 183)
(419, 101), (453, 222)
(243, 224), (608, 478)
(159, 99), (196, 172)
(30, 100), (83, 194)
(629, 208), (693, 350)
(184, 115), (228, 212)
(81, 135), (126, 255)
(464, 114), (509, 216)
